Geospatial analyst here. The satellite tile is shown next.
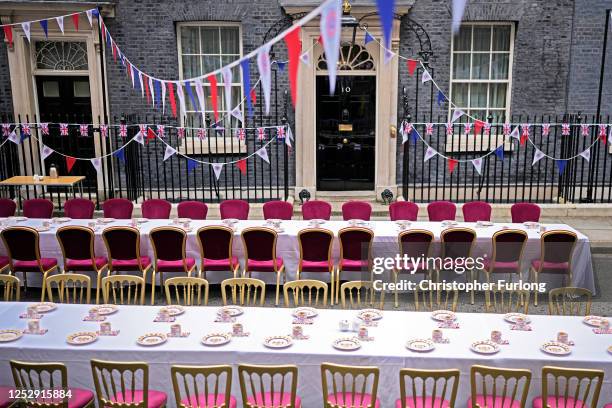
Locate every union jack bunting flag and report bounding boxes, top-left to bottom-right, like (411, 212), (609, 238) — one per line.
(599, 124), (608, 138)
(157, 125), (165, 138)
(257, 127), (266, 141)
(503, 123), (511, 136)
(445, 122), (453, 136)
(276, 126), (286, 139)
(404, 122), (413, 135)
(138, 124), (147, 134)
(483, 123), (491, 136)
(40, 123), (49, 135)
(562, 123), (570, 136)
(79, 124), (89, 137)
(99, 125), (108, 138)
(197, 128), (207, 140)
(463, 123), (472, 135)
(580, 124), (590, 136)
(177, 127), (185, 139)
(21, 124), (31, 136)
(236, 128), (246, 141)
(119, 124), (128, 137)
(2, 124), (11, 137)
(542, 123), (551, 136)
(521, 124), (530, 136)
(425, 123), (434, 136)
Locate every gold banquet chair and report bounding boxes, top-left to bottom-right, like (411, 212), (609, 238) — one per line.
(485, 283), (530, 314)
(101, 275), (146, 305)
(469, 365), (531, 408)
(414, 282), (458, 312)
(394, 229), (436, 308)
(45, 273), (91, 304)
(0, 274), (20, 301)
(340, 281), (384, 310)
(532, 366), (604, 408)
(164, 276), (209, 306)
(170, 365), (235, 408)
(238, 364), (299, 408)
(221, 277), (266, 307)
(283, 279), (328, 307)
(397, 368), (460, 408)
(548, 287), (592, 316)
(321, 363), (380, 408)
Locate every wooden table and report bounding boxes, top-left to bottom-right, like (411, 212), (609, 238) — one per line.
(0, 176), (85, 210)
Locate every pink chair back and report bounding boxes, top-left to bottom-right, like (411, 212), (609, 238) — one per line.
(338, 227), (374, 262)
(23, 198), (53, 218)
(150, 227), (186, 262)
(298, 228), (334, 264)
(220, 200), (249, 220)
(399, 230), (434, 259)
(242, 228), (278, 262)
(1, 227), (39, 261)
(462, 201), (492, 222)
(197, 226), (234, 260)
(103, 198), (133, 219)
(57, 226), (95, 260)
(441, 228), (476, 260)
(511, 202), (541, 223)
(141, 199), (172, 219)
(389, 201), (419, 221)
(177, 201), (208, 220)
(0, 199), (16, 217)
(427, 201), (456, 222)
(102, 227), (140, 261)
(263, 200), (293, 220)
(302, 200), (332, 220)
(342, 201), (372, 221)
(491, 230), (527, 263)
(64, 198), (95, 219)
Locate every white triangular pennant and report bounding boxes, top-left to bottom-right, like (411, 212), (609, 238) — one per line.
(221, 67), (233, 114)
(86, 10), (93, 26)
(194, 79), (206, 120)
(421, 70), (432, 83)
(300, 52), (311, 66)
(138, 71), (144, 98)
(163, 145), (176, 161)
(212, 163), (224, 180)
(256, 147), (270, 163)
(176, 82), (186, 117)
(510, 126), (520, 140)
(384, 49), (395, 64)
(90, 158), (102, 173)
(231, 107), (244, 124)
(149, 77), (155, 105)
(56, 16), (64, 33)
(451, 110), (464, 122)
(320, 0), (342, 92)
(532, 149), (545, 165)
(424, 146), (437, 162)
(21, 22), (31, 42)
(472, 158), (483, 175)
(579, 149), (591, 162)
(285, 126), (293, 147)
(41, 144), (54, 160)
(257, 44), (272, 115)
(609, 126), (612, 145)
(161, 81), (167, 114)
(134, 131), (144, 145)
(7, 131), (19, 144)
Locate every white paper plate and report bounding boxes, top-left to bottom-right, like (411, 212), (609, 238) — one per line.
(292, 307), (318, 319)
(53, 217), (71, 223)
(219, 306), (244, 317)
(160, 305), (185, 316)
(137, 333), (167, 347)
(32, 302), (57, 313)
(201, 332), (232, 346)
(0, 329), (23, 342)
(9, 216), (27, 222)
(541, 341), (571, 356)
(308, 219), (326, 225)
(503, 313), (531, 324)
(135, 218), (149, 224)
(583, 315), (605, 327)
(91, 304), (118, 316)
(357, 309), (383, 321)
(66, 331), (98, 345)
(263, 335), (293, 349)
(431, 310), (456, 322)
(99, 218), (115, 223)
(333, 337), (361, 351)
(607, 345), (612, 355)
(406, 338), (435, 352)
(35, 226), (51, 232)
(470, 340), (500, 355)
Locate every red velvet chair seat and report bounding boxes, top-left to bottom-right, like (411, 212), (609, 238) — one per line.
(340, 258), (369, 271)
(111, 256), (151, 271)
(467, 395), (522, 408)
(108, 390), (167, 408)
(156, 257), (196, 272)
(202, 256), (239, 271)
(533, 396), (587, 408)
(0, 386), (12, 408)
(13, 258), (57, 271)
(301, 260), (332, 272)
(66, 257), (108, 271)
(246, 392), (301, 408)
(247, 258), (284, 272)
(34, 388), (94, 408)
(531, 260), (569, 274)
(181, 394), (237, 408)
(483, 259), (520, 273)
(395, 396), (450, 408)
(328, 392), (380, 408)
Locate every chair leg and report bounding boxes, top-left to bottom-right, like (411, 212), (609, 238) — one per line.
(150, 270), (157, 305)
(335, 268), (341, 305)
(40, 271), (49, 302)
(393, 269), (399, 308)
(532, 268), (539, 306)
(329, 269), (334, 306)
(95, 271), (103, 304)
(275, 271), (281, 306)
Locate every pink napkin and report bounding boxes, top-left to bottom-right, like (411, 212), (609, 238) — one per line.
(593, 328), (612, 334)
(96, 330), (120, 336)
(23, 328), (48, 335)
(511, 324), (532, 331)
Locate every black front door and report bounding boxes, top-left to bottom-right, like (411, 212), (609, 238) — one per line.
(36, 76), (95, 186)
(316, 75), (376, 191)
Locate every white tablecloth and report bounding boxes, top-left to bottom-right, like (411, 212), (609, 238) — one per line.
(0, 219), (595, 293)
(0, 303), (610, 407)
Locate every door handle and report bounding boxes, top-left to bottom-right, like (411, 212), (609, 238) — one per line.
(390, 125), (397, 138)
(342, 138), (349, 144)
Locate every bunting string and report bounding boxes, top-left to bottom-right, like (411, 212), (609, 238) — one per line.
(0, 8), (94, 27)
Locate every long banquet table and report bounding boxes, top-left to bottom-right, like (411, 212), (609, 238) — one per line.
(0, 218), (595, 292)
(0, 302), (610, 407)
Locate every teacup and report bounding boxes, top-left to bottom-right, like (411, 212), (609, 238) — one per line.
(515, 316), (527, 327)
(27, 306), (37, 317)
(358, 325), (368, 340)
(233, 323), (244, 335)
(171, 324), (181, 336)
(491, 330), (502, 344)
(158, 310), (170, 321)
(557, 331), (569, 344)
(339, 319), (350, 331)
(88, 309), (99, 320)
(600, 319), (610, 331)
(296, 311), (308, 321)
(432, 329), (443, 343)
(88, 222), (97, 230)
(42, 221), (51, 228)
(28, 319), (40, 332)
(100, 322), (111, 334)
(292, 325), (303, 338)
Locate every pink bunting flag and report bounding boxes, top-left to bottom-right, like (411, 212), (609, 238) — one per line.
(542, 123), (551, 136)
(119, 124), (127, 138)
(520, 124), (530, 146)
(598, 124), (608, 144)
(562, 123), (570, 136)
(1, 124), (10, 137)
(157, 125), (165, 138)
(257, 127), (266, 141)
(197, 128), (207, 140)
(99, 124), (108, 138)
(79, 124), (89, 137)
(425, 123), (434, 136)
(463, 123), (472, 135)
(40, 123), (49, 135)
(236, 128), (246, 141)
(177, 127), (185, 139)
(320, 0), (342, 94)
(483, 123), (491, 136)
(60, 123), (69, 136)
(276, 126), (286, 139)
(445, 122), (454, 137)
(581, 124), (590, 136)
(503, 123), (511, 136)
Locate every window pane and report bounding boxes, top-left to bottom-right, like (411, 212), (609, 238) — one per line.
(42, 81), (59, 97)
(454, 26), (471, 51)
(471, 53), (490, 79)
(473, 26), (491, 51)
(489, 110), (506, 122)
(220, 27), (240, 54)
(200, 27), (220, 54)
(180, 27), (199, 54)
(470, 83), (488, 108)
(202, 55), (220, 73)
(452, 83), (468, 107)
(489, 83), (507, 108)
(73, 81), (90, 97)
(491, 53), (509, 79)
(453, 53), (470, 79)
(182, 55), (200, 78)
(469, 110), (487, 121)
(493, 26), (511, 51)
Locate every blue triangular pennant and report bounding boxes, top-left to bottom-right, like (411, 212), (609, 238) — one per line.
(495, 145), (504, 160)
(364, 32), (374, 45)
(187, 158), (199, 173)
(113, 148), (125, 164)
(241, 59), (253, 118)
(39, 20), (48, 38)
(410, 128), (418, 144)
(557, 160), (567, 175)
(91, 8), (100, 19)
(153, 80), (162, 108)
(132, 67), (140, 90)
(436, 90), (445, 107)
(185, 83), (198, 111)
(106, 30), (111, 47)
(276, 61), (286, 72)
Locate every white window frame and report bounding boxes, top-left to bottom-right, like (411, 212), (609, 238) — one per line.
(448, 22), (515, 123)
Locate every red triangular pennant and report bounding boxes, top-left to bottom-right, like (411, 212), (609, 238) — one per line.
(101, 22), (106, 39)
(146, 127), (156, 143)
(407, 59), (417, 76)
(474, 120), (485, 135)
(208, 75), (219, 122)
(236, 159), (247, 175)
(143, 75), (151, 104)
(284, 26), (302, 107)
(112, 42), (118, 62)
(520, 134), (528, 146)
(66, 156), (77, 173)
(126, 62), (132, 80)
(317, 35), (323, 45)
(448, 158), (458, 174)
(168, 82), (177, 118)
(250, 89), (257, 106)
(3, 26), (13, 47)
(71, 13), (79, 31)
